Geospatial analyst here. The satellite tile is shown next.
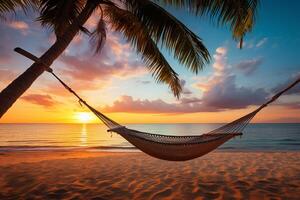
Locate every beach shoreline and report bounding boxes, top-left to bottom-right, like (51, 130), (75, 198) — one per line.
(0, 150), (299, 199)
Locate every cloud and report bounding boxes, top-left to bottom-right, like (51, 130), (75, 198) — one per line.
(272, 72), (300, 95)
(103, 95), (208, 113)
(104, 95), (178, 113)
(237, 40), (255, 49)
(196, 47), (268, 109)
(43, 80), (109, 96)
(72, 34), (83, 45)
(136, 80), (151, 84)
(180, 97), (201, 104)
(278, 102), (300, 110)
(7, 21), (29, 35)
(98, 47), (299, 114)
(0, 26), (15, 62)
(103, 87), (266, 113)
(60, 31), (146, 83)
(212, 47), (228, 73)
(256, 37), (268, 47)
(238, 38), (268, 49)
(180, 79), (192, 95)
(45, 32), (147, 95)
(235, 57), (263, 75)
(0, 69), (17, 83)
(84, 11), (100, 30)
(21, 94), (58, 108)
(60, 54), (146, 81)
(8, 21), (29, 30)
(215, 47), (227, 55)
(200, 75), (268, 109)
(103, 47), (269, 114)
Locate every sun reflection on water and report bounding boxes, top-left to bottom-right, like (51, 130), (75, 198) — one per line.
(80, 124), (88, 146)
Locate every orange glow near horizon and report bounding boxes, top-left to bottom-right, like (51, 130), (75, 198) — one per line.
(0, 99), (299, 124)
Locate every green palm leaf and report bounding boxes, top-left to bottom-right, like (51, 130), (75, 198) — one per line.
(105, 5), (182, 97)
(159, 0), (259, 48)
(125, 0), (210, 74)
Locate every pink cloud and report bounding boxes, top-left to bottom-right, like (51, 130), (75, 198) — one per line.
(200, 75), (268, 109)
(8, 21), (28, 30)
(103, 83), (267, 113)
(43, 77), (110, 96)
(0, 69), (17, 83)
(60, 53), (146, 81)
(84, 12), (100, 30)
(59, 31), (145, 83)
(21, 94), (58, 108)
(41, 31), (146, 96)
(103, 95), (207, 113)
(195, 47), (268, 109)
(103, 47), (270, 114)
(216, 47), (227, 55)
(107, 34), (131, 57)
(280, 102), (300, 109)
(7, 21), (29, 35)
(89, 32), (132, 59)
(72, 34), (83, 45)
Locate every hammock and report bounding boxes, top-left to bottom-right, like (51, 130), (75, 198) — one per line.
(15, 47), (300, 161)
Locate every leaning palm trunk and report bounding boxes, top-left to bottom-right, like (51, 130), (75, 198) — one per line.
(0, 0), (98, 118)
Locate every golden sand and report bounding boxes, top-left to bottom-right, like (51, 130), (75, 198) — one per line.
(0, 151), (299, 199)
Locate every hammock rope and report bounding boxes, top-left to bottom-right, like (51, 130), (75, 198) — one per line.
(14, 47), (300, 161)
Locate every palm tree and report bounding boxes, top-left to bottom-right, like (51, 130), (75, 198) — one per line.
(0, 0), (258, 118)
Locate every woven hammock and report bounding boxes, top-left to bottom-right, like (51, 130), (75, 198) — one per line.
(15, 48), (300, 161)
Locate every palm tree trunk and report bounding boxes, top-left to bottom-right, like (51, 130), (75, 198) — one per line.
(0, 0), (99, 118)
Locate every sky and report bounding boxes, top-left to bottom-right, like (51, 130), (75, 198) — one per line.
(0, 0), (299, 124)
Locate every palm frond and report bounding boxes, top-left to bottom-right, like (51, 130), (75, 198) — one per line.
(124, 0), (210, 74)
(105, 5), (182, 97)
(200, 0), (258, 48)
(89, 5), (107, 53)
(90, 14), (107, 53)
(159, 0), (259, 48)
(0, 0), (38, 19)
(37, 0), (86, 37)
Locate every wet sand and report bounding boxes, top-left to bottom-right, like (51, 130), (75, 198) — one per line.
(0, 151), (299, 199)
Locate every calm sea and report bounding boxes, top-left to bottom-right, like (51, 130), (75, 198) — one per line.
(0, 123), (299, 152)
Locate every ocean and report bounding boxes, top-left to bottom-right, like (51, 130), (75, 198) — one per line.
(0, 123), (299, 152)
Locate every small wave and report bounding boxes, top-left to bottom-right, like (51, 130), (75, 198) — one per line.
(278, 142), (300, 146)
(218, 147), (237, 150)
(0, 145), (138, 153)
(0, 146), (83, 152)
(87, 146), (138, 152)
(6, 140), (52, 143)
(279, 139), (298, 142)
(91, 146), (136, 150)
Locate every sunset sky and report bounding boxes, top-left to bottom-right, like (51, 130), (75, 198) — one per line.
(0, 0), (299, 124)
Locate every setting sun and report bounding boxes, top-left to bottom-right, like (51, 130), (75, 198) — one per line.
(76, 112), (94, 123)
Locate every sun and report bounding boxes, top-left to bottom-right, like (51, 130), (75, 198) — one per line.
(76, 112), (93, 123)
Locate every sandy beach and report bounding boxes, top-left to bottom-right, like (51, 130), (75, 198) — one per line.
(0, 151), (299, 199)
